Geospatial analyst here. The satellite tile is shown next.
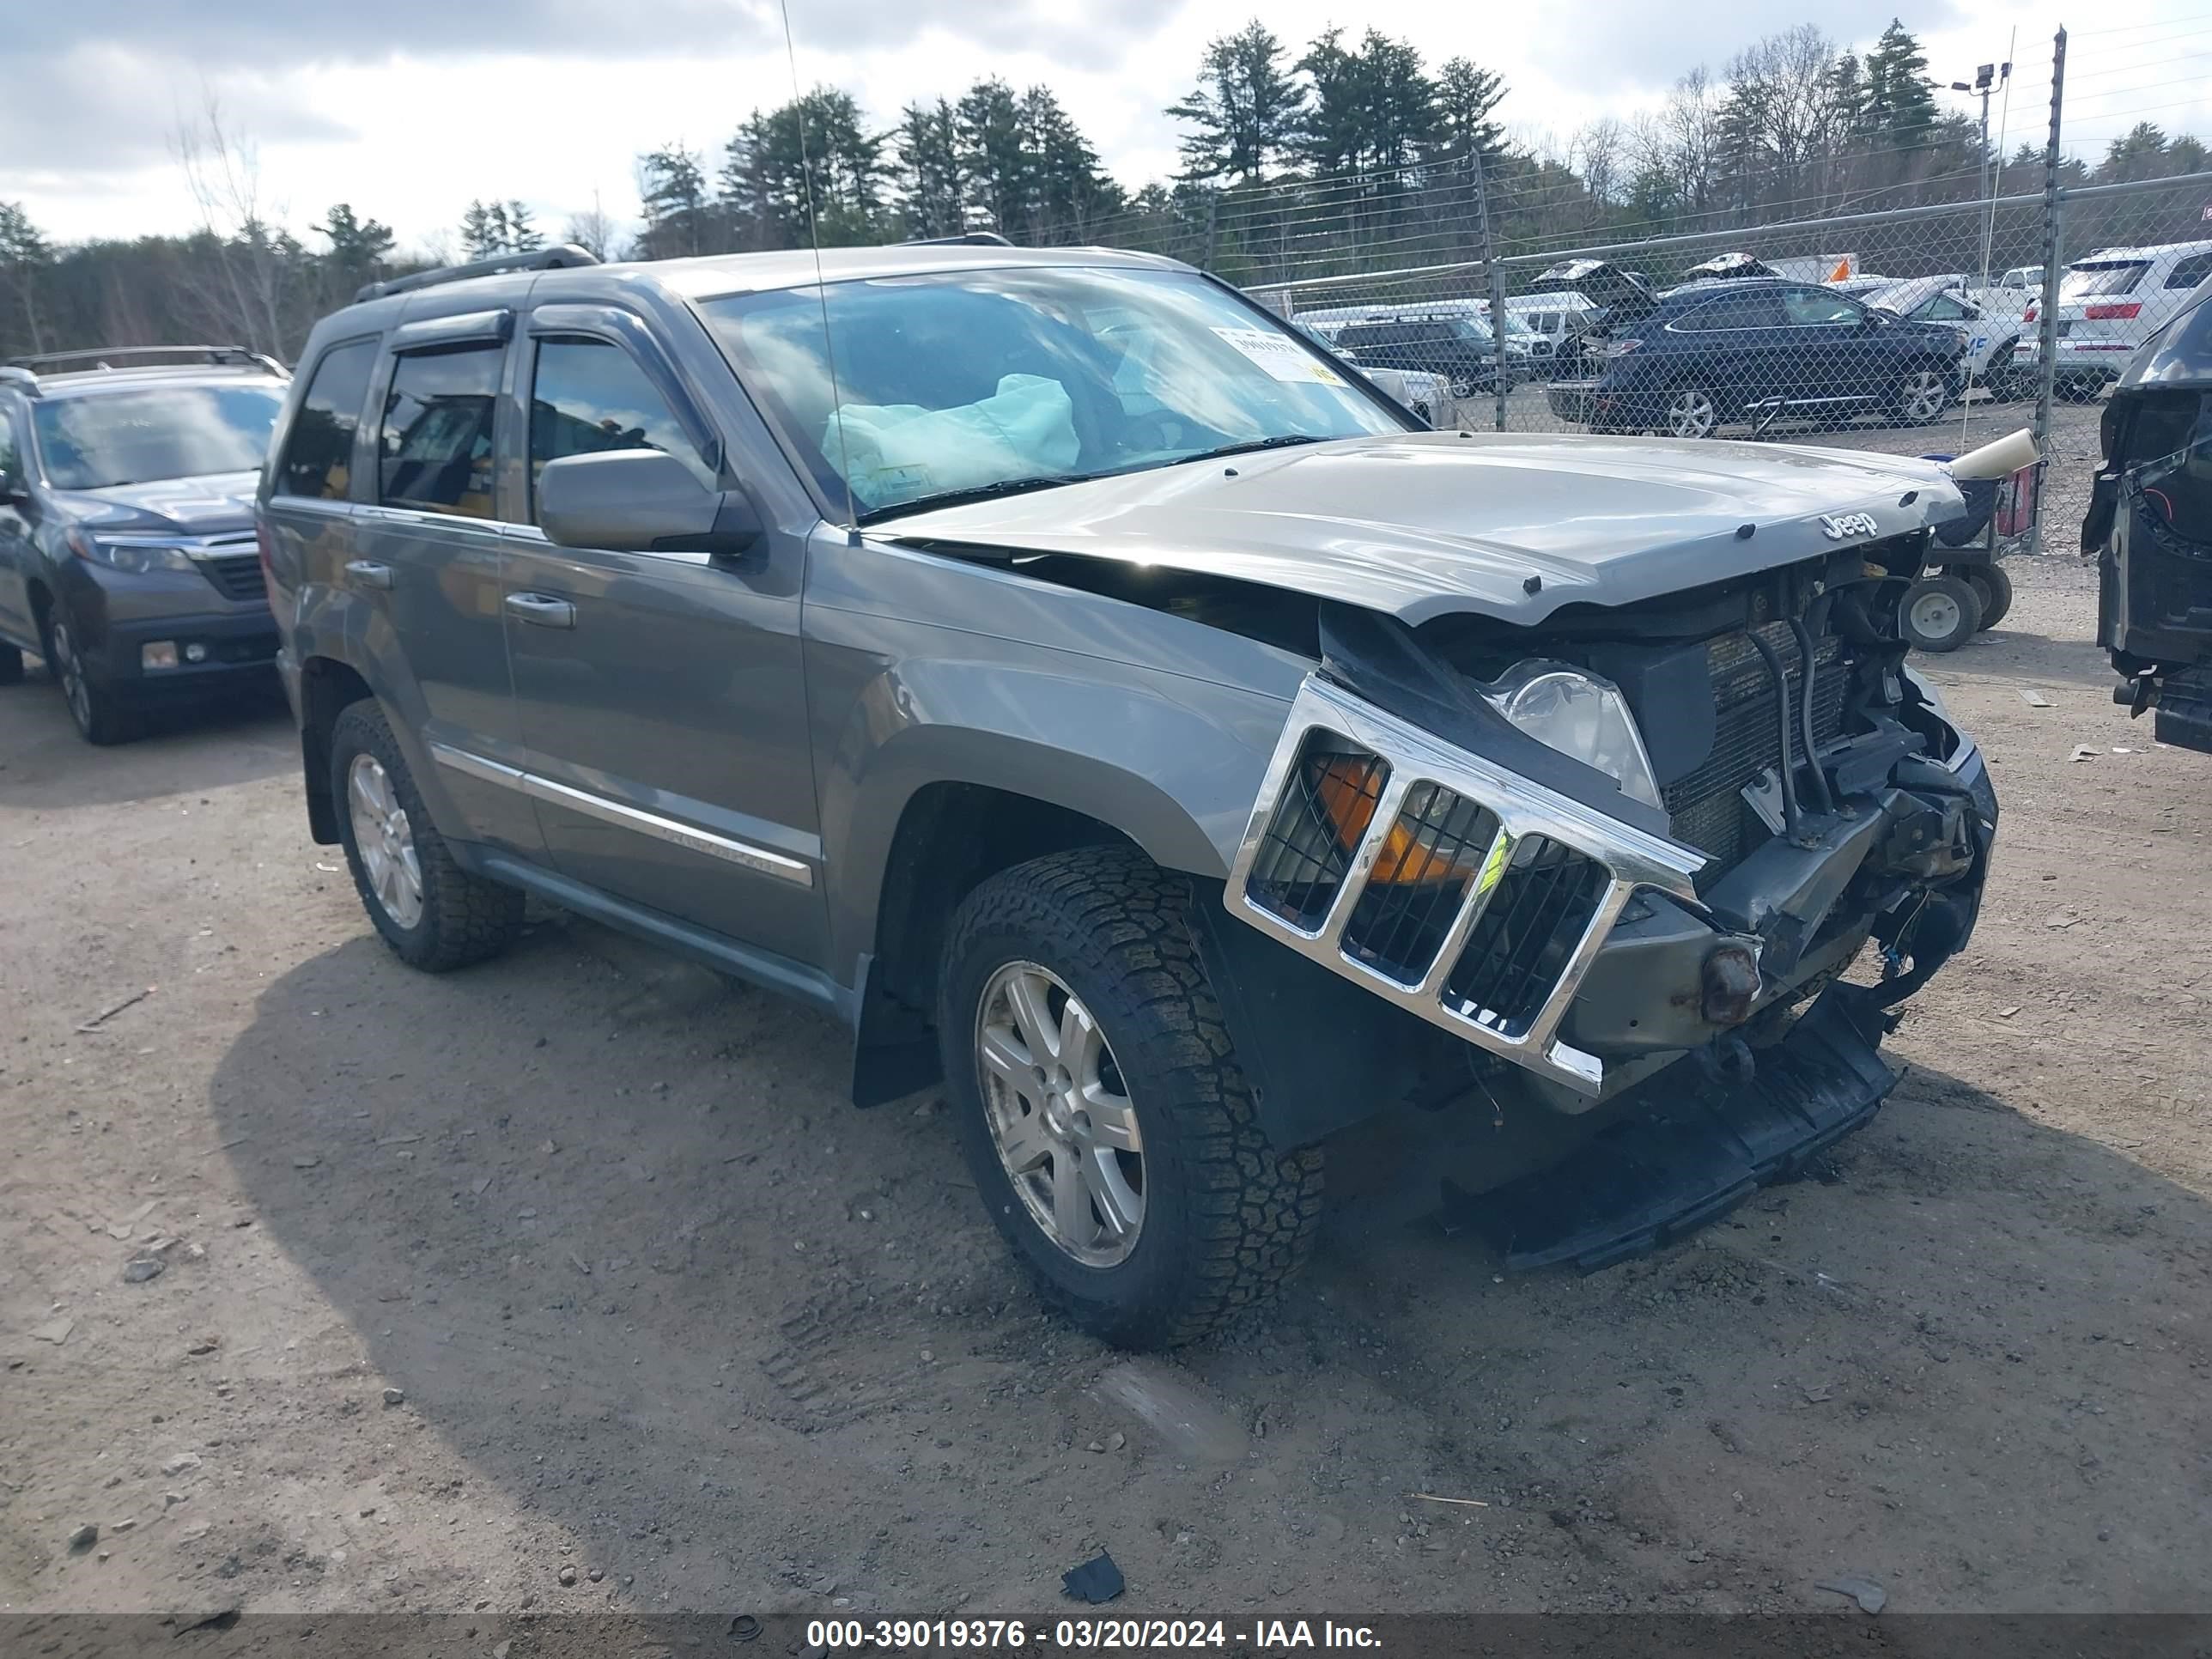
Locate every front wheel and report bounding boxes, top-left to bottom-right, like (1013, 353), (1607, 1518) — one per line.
(1662, 386), (1721, 439)
(936, 847), (1324, 1350)
(1892, 366), (1951, 426)
(330, 700), (525, 971)
(42, 610), (137, 745)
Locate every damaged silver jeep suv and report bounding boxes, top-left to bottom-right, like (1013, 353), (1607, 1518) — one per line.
(261, 242), (1996, 1349)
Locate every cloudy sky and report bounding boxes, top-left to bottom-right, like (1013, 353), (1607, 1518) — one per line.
(9, 1), (2210, 252)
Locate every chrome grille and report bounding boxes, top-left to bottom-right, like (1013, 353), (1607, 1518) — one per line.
(1225, 674), (1706, 1094)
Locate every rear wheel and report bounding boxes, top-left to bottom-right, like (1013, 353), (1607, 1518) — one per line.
(1901, 574), (1984, 653)
(329, 700), (525, 971)
(1662, 386), (1720, 439)
(936, 846), (1324, 1350)
(1892, 366), (1950, 426)
(1963, 562), (2014, 629)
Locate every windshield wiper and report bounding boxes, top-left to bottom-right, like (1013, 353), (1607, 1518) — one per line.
(1173, 434), (1329, 466)
(856, 473), (1089, 525)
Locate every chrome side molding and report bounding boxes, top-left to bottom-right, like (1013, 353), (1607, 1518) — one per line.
(428, 743), (813, 888)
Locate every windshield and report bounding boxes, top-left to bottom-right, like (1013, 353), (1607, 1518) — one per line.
(32, 384), (283, 491)
(2063, 261), (2150, 301)
(697, 266), (1406, 520)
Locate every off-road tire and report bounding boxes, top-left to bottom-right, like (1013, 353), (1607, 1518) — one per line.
(936, 845), (1325, 1350)
(0, 641), (22, 685)
(1900, 574), (1984, 653)
(329, 700), (524, 972)
(1963, 562), (2014, 630)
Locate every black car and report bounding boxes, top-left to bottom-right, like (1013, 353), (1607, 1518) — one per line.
(0, 347), (289, 743)
(2084, 270), (2212, 753)
(1334, 313), (1504, 398)
(1542, 267), (1968, 439)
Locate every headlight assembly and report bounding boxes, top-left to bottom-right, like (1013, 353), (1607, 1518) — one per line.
(1480, 660), (1665, 811)
(65, 529), (197, 574)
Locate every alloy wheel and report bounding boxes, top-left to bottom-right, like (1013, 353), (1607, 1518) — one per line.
(1900, 370), (1948, 422)
(347, 753), (425, 929)
(49, 620), (92, 734)
(1666, 389), (1718, 438)
(974, 960), (1145, 1267)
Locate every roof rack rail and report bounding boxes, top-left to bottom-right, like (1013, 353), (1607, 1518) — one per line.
(355, 244), (601, 304)
(0, 365), (38, 394)
(902, 231), (1014, 247)
(4, 344), (289, 380)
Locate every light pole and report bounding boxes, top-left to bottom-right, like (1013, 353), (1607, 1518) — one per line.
(1952, 60), (2012, 289)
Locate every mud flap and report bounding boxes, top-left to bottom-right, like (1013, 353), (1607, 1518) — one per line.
(1463, 983), (1898, 1272)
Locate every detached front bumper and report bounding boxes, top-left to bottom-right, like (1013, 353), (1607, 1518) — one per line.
(1224, 672), (1994, 1107)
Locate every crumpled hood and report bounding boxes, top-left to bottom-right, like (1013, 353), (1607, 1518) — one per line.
(883, 432), (1964, 626)
(53, 471), (259, 538)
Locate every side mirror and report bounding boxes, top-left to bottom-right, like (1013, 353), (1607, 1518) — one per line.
(0, 469), (24, 505)
(538, 449), (761, 559)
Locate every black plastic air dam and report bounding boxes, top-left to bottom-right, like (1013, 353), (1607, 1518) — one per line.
(1460, 983), (1897, 1271)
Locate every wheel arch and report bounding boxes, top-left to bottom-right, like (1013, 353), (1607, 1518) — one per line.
(298, 654), (376, 844)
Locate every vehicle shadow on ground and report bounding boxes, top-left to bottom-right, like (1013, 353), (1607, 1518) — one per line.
(0, 670), (292, 810)
(203, 911), (2212, 1611)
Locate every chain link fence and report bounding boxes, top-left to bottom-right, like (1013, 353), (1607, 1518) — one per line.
(1219, 31), (2212, 556)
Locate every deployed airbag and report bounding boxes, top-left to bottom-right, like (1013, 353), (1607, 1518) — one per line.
(825, 373), (1079, 508)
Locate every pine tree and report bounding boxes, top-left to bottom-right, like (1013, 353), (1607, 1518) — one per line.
(954, 78), (1031, 236)
(1019, 88), (1124, 241)
(1863, 21), (1938, 153)
(1166, 21), (1306, 184)
(892, 100), (965, 240)
(459, 199), (501, 260)
(720, 89), (886, 251)
(636, 146), (714, 258)
(503, 201), (543, 252)
(1429, 58), (1507, 164)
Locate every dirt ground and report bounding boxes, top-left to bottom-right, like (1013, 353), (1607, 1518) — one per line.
(3, 441), (2209, 1621)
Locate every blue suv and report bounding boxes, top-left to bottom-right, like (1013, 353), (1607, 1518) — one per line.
(1541, 265), (1968, 440)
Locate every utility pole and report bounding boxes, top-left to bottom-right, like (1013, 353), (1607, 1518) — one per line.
(1951, 58), (2012, 289)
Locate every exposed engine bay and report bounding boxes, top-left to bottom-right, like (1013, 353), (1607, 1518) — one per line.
(1200, 531), (1997, 1267)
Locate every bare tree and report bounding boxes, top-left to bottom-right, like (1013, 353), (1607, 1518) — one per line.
(171, 95), (297, 354)
(564, 193), (618, 261)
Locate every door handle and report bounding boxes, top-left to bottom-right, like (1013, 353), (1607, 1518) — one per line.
(504, 592), (576, 629)
(343, 559), (393, 591)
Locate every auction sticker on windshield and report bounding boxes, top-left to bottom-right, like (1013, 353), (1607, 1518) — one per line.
(1212, 326), (1348, 386)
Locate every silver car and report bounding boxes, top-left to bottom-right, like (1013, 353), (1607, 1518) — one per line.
(261, 242), (1998, 1348)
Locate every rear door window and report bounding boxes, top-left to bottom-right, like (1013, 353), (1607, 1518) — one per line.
(379, 344), (502, 519)
(275, 339), (376, 500)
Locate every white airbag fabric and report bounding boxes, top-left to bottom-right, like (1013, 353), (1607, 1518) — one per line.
(824, 373), (1079, 506)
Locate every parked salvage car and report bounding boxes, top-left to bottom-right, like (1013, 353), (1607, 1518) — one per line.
(0, 347), (290, 743)
(1295, 320), (1449, 424)
(1863, 277), (2027, 399)
(1542, 263), (1969, 439)
(2085, 264), (2212, 751)
(261, 241), (1998, 1349)
(2024, 240), (2212, 402)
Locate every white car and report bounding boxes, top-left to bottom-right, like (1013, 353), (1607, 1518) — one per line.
(1863, 277), (2030, 398)
(1996, 264), (2045, 293)
(1293, 318), (1451, 423)
(2021, 240), (2212, 400)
